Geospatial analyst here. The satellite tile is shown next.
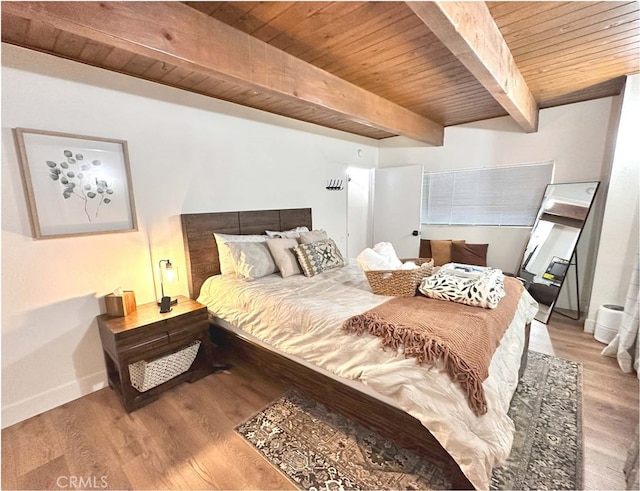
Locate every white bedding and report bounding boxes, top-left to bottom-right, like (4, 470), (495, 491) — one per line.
(198, 262), (538, 489)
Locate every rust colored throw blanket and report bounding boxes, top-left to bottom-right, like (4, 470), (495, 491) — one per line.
(343, 277), (524, 416)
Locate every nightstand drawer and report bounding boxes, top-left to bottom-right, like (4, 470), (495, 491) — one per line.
(168, 321), (208, 343)
(116, 311), (205, 349)
(119, 332), (169, 357)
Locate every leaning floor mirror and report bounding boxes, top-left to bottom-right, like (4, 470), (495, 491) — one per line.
(517, 181), (599, 323)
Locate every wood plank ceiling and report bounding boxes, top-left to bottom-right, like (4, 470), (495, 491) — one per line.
(2, 2), (639, 145)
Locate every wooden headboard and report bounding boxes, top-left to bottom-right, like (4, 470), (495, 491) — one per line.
(181, 208), (312, 299)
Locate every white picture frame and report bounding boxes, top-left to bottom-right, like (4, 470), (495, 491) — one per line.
(14, 128), (138, 239)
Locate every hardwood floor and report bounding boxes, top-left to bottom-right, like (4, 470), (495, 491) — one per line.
(3, 316), (638, 490)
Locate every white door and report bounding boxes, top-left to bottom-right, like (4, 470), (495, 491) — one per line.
(347, 167), (373, 257)
(373, 165), (423, 257)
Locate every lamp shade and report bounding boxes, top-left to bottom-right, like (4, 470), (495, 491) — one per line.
(158, 259), (178, 310)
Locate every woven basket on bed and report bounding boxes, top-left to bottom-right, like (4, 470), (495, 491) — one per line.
(365, 258), (435, 297)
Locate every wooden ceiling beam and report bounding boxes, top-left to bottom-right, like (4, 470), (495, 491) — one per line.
(407, 1), (539, 132)
(2, 1), (444, 145)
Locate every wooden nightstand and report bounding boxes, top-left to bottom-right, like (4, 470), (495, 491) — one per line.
(97, 295), (213, 412)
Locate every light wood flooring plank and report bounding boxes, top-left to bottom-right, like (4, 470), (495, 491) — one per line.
(1, 431), (19, 489)
(45, 402), (133, 489)
(17, 455), (70, 490)
(1, 412), (64, 479)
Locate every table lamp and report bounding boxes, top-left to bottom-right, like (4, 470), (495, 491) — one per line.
(158, 259), (178, 313)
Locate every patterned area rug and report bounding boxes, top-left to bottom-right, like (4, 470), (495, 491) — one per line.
(236, 351), (583, 490)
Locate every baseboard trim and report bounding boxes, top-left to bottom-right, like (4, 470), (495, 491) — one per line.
(2, 371), (107, 429)
(583, 318), (596, 334)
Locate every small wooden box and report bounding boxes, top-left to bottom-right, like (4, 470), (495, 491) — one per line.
(105, 291), (137, 317)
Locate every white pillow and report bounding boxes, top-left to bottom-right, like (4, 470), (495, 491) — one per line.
(266, 238), (302, 278)
(226, 241), (278, 280)
(298, 229), (328, 244)
(265, 226), (309, 239)
(213, 233), (267, 275)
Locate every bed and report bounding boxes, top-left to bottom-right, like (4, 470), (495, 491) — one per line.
(181, 208), (538, 490)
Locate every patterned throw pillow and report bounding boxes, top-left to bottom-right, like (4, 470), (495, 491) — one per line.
(293, 239), (345, 277)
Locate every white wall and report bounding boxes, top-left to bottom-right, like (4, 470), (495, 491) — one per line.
(585, 74), (640, 333)
(378, 98), (622, 310)
(1, 44), (378, 427)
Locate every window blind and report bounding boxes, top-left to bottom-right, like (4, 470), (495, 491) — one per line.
(421, 161), (554, 226)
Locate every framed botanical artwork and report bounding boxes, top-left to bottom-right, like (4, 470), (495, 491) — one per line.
(14, 128), (138, 239)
